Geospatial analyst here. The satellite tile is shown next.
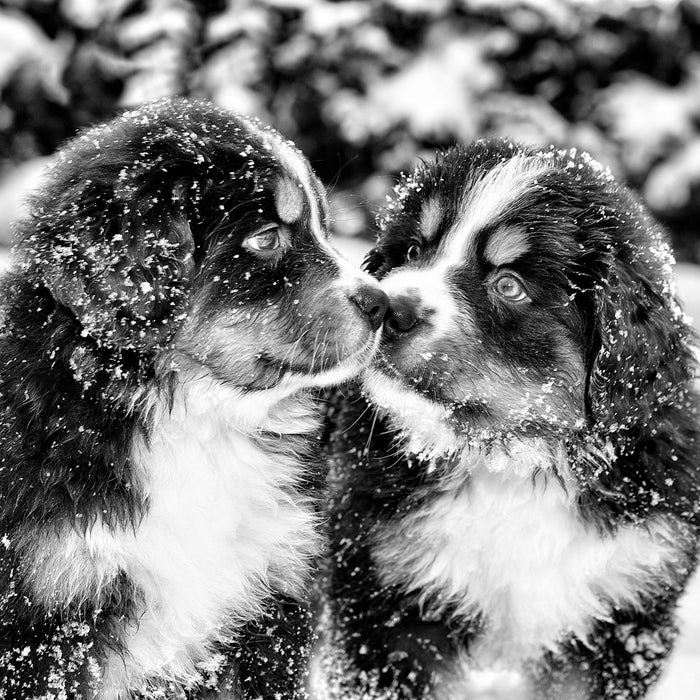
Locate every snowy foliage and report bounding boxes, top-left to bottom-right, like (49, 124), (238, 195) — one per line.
(2, 0), (700, 260)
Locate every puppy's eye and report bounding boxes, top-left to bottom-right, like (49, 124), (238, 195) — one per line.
(245, 225), (282, 252)
(493, 273), (529, 302)
(406, 244), (421, 262)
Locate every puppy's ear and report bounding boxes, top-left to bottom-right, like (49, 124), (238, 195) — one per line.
(584, 229), (699, 461)
(26, 177), (196, 352)
(582, 240), (700, 520)
(586, 247), (695, 435)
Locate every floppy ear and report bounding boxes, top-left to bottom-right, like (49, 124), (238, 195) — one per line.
(582, 235), (700, 521)
(27, 177), (196, 352)
(586, 251), (695, 439)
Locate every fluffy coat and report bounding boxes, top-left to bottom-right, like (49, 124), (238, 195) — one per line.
(0, 98), (386, 699)
(321, 141), (700, 700)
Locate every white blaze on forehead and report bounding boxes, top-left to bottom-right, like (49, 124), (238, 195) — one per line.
(376, 155), (548, 349)
(484, 226), (530, 267)
(438, 154), (550, 271)
(420, 196), (443, 241)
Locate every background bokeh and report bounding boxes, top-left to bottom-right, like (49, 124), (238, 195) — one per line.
(0, 1), (699, 696)
(3, 0), (700, 263)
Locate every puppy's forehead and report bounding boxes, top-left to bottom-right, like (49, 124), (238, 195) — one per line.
(435, 154), (550, 268)
(255, 125), (324, 229)
(247, 120), (353, 269)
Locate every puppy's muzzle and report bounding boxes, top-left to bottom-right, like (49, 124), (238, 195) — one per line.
(384, 295), (420, 339)
(349, 284), (389, 332)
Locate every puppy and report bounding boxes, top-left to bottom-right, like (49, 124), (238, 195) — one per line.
(0, 98), (388, 699)
(322, 140), (700, 699)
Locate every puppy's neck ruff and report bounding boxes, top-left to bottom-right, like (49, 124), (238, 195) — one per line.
(363, 369), (693, 693)
(371, 441), (690, 679)
(31, 373), (324, 696)
(118, 373), (321, 691)
(162, 367), (323, 437)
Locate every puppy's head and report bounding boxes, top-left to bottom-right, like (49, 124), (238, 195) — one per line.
(363, 141), (697, 458)
(17, 98), (386, 395)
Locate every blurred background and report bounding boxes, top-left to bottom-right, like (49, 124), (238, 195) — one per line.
(3, 0), (700, 261)
(0, 0), (699, 696)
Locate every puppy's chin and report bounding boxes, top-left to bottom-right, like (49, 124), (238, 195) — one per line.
(362, 367), (461, 458)
(364, 351), (586, 458)
(278, 330), (383, 394)
(172, 293), (384, 395)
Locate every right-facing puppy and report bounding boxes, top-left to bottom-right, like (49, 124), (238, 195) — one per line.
(322, 140), (700, 699)
(0, 98), (387, 700)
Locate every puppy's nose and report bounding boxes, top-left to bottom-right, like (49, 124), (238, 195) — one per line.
(349, 284), (389, 332)
(385, 298), (419, 338)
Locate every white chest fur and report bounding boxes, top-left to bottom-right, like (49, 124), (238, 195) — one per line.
(30, 377), (323, 695)
(371, 446), (686, 670)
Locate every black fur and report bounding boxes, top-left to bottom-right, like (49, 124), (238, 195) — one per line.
(322, 141), (700, 699)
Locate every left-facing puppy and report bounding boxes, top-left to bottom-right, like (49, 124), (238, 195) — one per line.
(0, 98), (387, 699)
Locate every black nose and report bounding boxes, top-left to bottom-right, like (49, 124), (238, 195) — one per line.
(385, 297), (419, 338)
(350, 284), (389, 332)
